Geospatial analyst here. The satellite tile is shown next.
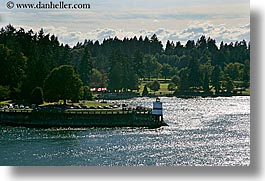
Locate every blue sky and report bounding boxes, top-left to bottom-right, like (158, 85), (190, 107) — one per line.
(0, 0), (250, 46)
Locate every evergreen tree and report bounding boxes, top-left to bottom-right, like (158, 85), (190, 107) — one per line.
(196, 35), (207, 51)
(0, 44), (27, 97)
(207, 37), (218, 53)
(133, 49), (144, 78)
(224, 62), (244, 81)
(83, 86), (92, 100)
(212, 66), (221, 94)
(177, 68), (190, 93)
(199, 61), (212, 94)
(188, 57), (200, 88)
(167, 83), (176, 91)
(165, 40), (175, 55)
(90, 68), (106, 88)
(108, 50), (124, 91)
(161, 63), (172, 80)
(202, 71), (210, 94)
(171, 75), (180, 85)
(79, 46), (92, 85)
(185, 40), (195, 50)
(30, 87), (44, 105)
(150, 34), (163, 54)
(0, 85), (10, 101)
(226, 76), (234, 94)
(242, 59), (250, 88)
(143, 55), (161, 80)
(142, 85), (149, 97)
(147, 80), (160, 93)
(43, 65), (83, 104)
(127, 72), (139, 91)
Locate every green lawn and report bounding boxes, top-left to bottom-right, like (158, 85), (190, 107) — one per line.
(0, 100), (12, 105)
(241, 88), (250, 95)
(137, 82), (173, 96)
(84, 101), (110, 107)
(137, 80), (250, 96)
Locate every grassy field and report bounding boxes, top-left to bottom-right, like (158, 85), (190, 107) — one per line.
(84, 101), (110, 107)
(136, 84), (251, 97)
(137, 82), (173, 96)
(0, 100), (12, 105)
(241, 88), (250, 95)
(138, 79), (250, 96)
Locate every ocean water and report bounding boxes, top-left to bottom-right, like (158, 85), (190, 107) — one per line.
(0, 96), (250, 166)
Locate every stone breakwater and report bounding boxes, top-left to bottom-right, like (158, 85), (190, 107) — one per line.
(0, 109), (167, 128)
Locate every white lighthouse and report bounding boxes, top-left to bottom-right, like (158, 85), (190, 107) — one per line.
(152, 98), (163, 122)
(152, 97), (163, 115)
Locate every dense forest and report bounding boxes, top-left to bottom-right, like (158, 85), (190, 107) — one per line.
(0, 24), (250, 103)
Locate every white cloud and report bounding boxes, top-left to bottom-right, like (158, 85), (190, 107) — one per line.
(61, 22), (249, 47)
(10, 21), (249, 48)
(0, 0), (249, 49)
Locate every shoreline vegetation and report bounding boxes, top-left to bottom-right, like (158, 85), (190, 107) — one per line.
(0, 25), (250, 105)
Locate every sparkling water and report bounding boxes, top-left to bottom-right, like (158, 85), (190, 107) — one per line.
(0, 96), (250, 166)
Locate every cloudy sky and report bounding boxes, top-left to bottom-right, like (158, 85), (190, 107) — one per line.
(0, 0), (249, 46)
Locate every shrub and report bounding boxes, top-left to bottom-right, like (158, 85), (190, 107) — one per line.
(30, 87), (44, 105)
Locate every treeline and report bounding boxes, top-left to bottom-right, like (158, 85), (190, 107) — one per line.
(0, 24), (250, 102)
